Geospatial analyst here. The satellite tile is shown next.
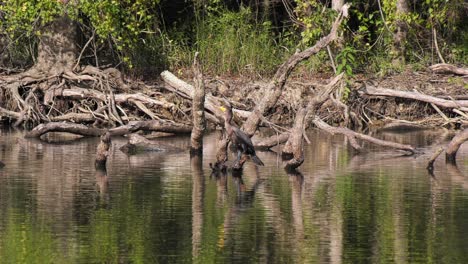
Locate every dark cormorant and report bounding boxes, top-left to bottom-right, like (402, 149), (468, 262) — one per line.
(220, 102), (264, 166)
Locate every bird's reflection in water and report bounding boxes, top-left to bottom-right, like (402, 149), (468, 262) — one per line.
(232, 169), (264, 207)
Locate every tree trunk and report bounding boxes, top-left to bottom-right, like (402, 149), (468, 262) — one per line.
(332, 0), (344, 11)
(392, 0), (409, 65)
(35, 15), (78, 75)
(190, 53), (206, 155)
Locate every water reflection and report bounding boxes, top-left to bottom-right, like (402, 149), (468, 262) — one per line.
(0, 129), (468, 263)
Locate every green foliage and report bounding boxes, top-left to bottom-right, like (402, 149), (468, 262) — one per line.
(294, 0), (336, 46)
(0, 0), (160, 68)
(336, 46), (356, 77)
(194, 6), (289, 76)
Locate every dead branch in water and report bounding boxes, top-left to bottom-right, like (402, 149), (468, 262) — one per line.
(120, 133), (172, 155)
(445, 128), (468, 164)
(95, 132), (111, 169)
(253, 132), (290, 150)
(190, 52), (206, 155)
(25, 120), (192, 138)
(313, 116), (415, 154)
(25, 122), (105, 138)
(426, 147), (444, 172)
(283, 108), (307, 170)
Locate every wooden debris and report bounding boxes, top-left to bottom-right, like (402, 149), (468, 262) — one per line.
(446, 128), (468, 164)
(241, 4), (350, 137)
(120, 134), (179, 155)
(363, 84), (468, 110)
(430, 63), (468, 75)
(426, 147), (444, 171)
(313, 116), (415, 154)
(190, 52), (206, 155)
(283, 108), (307, 170)
(95, 132), (111, 169)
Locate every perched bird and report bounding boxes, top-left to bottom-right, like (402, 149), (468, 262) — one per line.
(220, 102), (264, 166)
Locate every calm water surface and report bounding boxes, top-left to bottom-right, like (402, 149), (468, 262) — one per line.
(0, 128), (468, 263)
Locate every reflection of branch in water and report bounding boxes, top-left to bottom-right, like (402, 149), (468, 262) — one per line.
(219, 169), (264, 249)
(212, 171), (228, 207)
(95, 167), (110, 204)
(288, 170), (304, 254)
(446, 163), (468, 190)
(191, 155), (204, 259)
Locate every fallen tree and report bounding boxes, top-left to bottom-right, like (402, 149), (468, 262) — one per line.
(429, 64), (468, 76)
(25, 120), (192, 138)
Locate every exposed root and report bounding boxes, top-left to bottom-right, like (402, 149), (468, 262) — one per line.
(1, 66), (183, 127)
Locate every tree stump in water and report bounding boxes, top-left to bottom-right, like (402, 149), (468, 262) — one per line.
(95, 132), (111, 170)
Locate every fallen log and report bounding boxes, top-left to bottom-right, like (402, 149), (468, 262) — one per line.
(363, 84), (468, 111)
(313, 116), (415, 154)
(25, 122), (105, 138)
(25, 120), (192, 138)
(429, 63), (468, 75)
(253, 132), (290, 151)
(120, 134), (165, 155)
(45, 86), (175, 111)
(108, 120), (192, 137)
(161, 71), (250, 122)
(445, 128), (468, 164)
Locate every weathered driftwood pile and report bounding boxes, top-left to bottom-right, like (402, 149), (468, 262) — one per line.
(1, 4), (468, 173)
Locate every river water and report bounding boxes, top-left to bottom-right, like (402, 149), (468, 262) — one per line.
(0, 128), (467, 263)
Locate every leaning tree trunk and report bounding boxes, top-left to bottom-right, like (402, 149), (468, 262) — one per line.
(332, 0), (344, 11)
(392, 0), (409, 65)
(34, 15), (78, 75)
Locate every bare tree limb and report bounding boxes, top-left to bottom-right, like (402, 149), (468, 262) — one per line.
(190, 52), (206, 155)
(446, 128), (468, 164)
(241, 4), (350, 137)
(429, 63), (468, 75)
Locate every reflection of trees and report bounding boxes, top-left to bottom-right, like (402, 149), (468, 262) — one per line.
(191, 155), (204, 259)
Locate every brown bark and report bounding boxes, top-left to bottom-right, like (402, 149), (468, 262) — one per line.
(429, 64), (468, 75)
(363, 84), (468, 111)
(108, 120), (192, 136)
(210, 136), (229, 172)
(445, 128), (468, 164)
(160, 70), (250, 123)
(253, 132), (290, 150)
(283, 108), (307, 170)
(427, 146), (444, 172)
(25, 120), (192, 138)
(95, 132), (111, 169)
(119, 134), (165, 155)
(190, 53), (206, 155)
(25, 122), (105, 138)
(36, 15), (78, 75)
(119, 133), (182, 154)
(392, 0), (409, 65)
(241, 4), (350, 137)
(44, 87), (176, 110)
